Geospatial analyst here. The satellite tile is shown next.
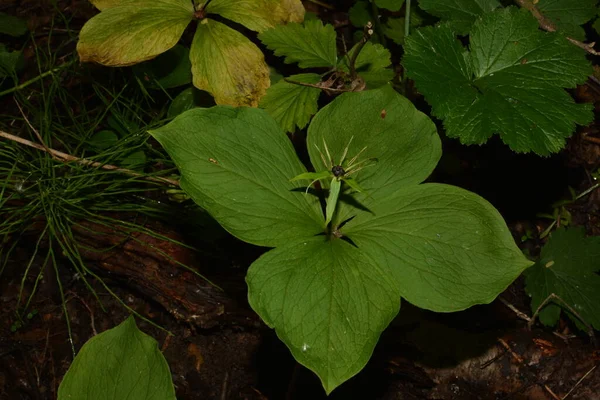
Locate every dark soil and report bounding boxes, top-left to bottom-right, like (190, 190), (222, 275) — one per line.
(1, 1), (600, 399)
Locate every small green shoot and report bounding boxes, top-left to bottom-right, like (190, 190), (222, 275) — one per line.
(291, 136), (377, 224)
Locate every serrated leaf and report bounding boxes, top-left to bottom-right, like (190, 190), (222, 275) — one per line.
(247, 237), (400, 394)
(339, 42), (393, 89)
(57, 316), (176, 400)
(260, 73), (321, 132)
(149, 106), (324, 247)
(259, 20), (338, 68)
(346, 183), (533, 311)
(418, 0), (500, 35)
(0, 12), (28, 36)
(403, 7), (593, 155)
(77, 0), (193, 66)
(375, 0), (404, 12)
(190, 19), (270, 106)
(524, 227), (600, 330)
(537, 0), (596, 41)
(308, 86), (441, 225)
(206, 0), (304, 32)
(349, 1), (371, 28)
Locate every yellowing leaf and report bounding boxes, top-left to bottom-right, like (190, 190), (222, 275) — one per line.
(190, 19), (270, 106)
(89, 0), (122, 10)
(206, 0), (304, 32)
(77, 0), (193, 66)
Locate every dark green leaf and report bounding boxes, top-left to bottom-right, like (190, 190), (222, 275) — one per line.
(0, 13), (28, 36)
(537, 0), (596, 41)
(418, 0), (500, 35)
(149, 106), (324, 247)
(260, 73), (321, 133)
(259, 20), (338, 68)
(524, 227), (600, 330)
(403, 7), (593, 155)
(247, 237), (400, 394)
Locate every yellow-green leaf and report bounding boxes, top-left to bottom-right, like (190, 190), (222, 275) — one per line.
(77, 0), (193, 66)
(89, 0), (121, 10)
(206, 0), (304, 32)
(190, 19), (270, 106)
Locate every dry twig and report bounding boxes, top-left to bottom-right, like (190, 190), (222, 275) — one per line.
(0, 130), (180, 187)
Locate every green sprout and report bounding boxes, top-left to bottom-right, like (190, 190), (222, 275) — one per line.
(291, 137), (377, 225)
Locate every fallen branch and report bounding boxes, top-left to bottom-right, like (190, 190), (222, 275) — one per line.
(514, 0), (600, 56)
(0, 129), (180, 187)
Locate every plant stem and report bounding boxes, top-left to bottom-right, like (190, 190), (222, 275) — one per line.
(404, 0), (411, 39)
(0, 59), (76, 98)
(0, 130), (180, 187)
(308, 0), (334, 10)
(369, 1), (387, 48)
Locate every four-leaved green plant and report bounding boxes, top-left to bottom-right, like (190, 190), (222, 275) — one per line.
(149, 85), (533, 393)
(77, 0), (304, 106)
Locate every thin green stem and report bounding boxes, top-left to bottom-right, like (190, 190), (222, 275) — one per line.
(369, 1), (387, 48)
(404, 0), (412, 39)
(0, 59), (76, 98)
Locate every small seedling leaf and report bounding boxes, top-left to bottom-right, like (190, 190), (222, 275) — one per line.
(0, 13), (28, 36)
(524, 227), (600, 330)
(375, 0), (405, 12)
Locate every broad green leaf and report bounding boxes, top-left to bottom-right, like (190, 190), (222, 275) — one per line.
(418, 0), (500, 35)
(247, 237), (400, 394)
(537, 0), (597, 41)
(308, 86), (441, 225)
(57, 316), (176, 400)
(339, 42), (393, 89)
(122, 150), (147, 169)
(190, 19), (270, 106)
(149, 106), (324, 247)
(0, 12), (28, 36)
(77, 0), (193, 66)
(260, 73), (321, 133)
(524, 227), (600, 330)
(375, 0), (404, 12)
(403, 7), (593, 155)
(206, 0), (304, 32)
(0, 45), (22, 78)
(345, 183), (533, 312)
(259, 20), (338, 68)
(133, 45), (192, 89)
